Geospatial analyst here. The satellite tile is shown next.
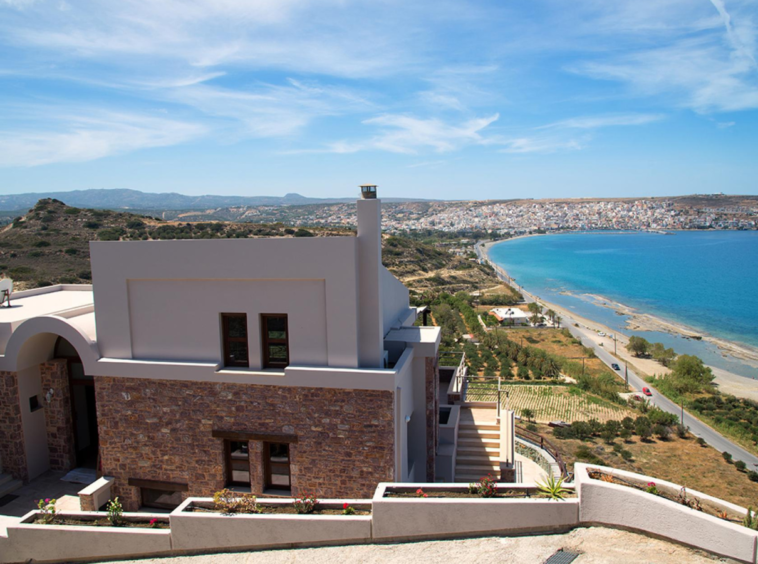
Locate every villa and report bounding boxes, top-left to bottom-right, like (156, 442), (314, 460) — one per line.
(489, 307), (530, 326)
(0, 186), (442, 511)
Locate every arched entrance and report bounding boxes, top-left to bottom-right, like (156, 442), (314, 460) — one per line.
(55, 336), (99, 469)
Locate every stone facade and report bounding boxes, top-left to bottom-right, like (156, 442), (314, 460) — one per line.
(0, 370), (27, 482)
(95, 376), (395, 511)
(425, 357), (438, 482)
(40, 359), (77, 472)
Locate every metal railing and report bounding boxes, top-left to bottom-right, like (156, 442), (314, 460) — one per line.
(440, 351), (466, 396)
(515, 424), (568, 478)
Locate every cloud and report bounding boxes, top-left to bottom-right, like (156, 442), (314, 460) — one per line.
(539, 113), (665, 129)
(0, 108), (204, 166)
(567, 1), (758, 113)
(342, 113), (500, 154)
(499, 137), (583, 154)
(164, 79), (374, 138)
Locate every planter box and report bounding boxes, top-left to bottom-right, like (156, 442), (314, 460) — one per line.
(575, 463), (758, 564)
(372, 483), (579, 541)
(2, 511), (171, 564)
(170, 498), (372, 552)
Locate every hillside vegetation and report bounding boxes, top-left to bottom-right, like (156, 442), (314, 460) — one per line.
(0, 199), (351, 289)
(0, 198), (513, 299)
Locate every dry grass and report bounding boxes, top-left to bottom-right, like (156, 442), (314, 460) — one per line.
(538, 422), (758, 508)
(498, 327), (620, 380)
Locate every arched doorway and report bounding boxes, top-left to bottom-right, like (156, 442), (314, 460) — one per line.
(55, 336), (99, 469)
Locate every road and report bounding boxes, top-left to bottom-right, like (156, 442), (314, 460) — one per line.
(476, 241), (758, 469)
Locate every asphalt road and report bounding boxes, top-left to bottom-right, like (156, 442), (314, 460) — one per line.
(476, 242), (758, 469)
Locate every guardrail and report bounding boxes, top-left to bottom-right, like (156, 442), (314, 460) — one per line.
(515, 425), (568, 478)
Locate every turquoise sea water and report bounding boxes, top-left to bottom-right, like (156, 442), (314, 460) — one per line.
(488, 231), (758, 379)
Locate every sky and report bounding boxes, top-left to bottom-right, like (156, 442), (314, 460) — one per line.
(1, 0), (757, 200)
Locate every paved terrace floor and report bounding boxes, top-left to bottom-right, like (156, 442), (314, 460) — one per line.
(0, 470), (85, 518)
(98, 527), (725, 564)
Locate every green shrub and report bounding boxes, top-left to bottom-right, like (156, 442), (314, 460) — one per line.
(294, 228), (314, 237)
(723, 451), (733, 463)
(33, 240), (51, 248)
(64, 207), (80, 215)
(64, 248), (78, 255)
(28, 251), (43, 258)
(735, 460), (747, 472)
(84, 221), (101, 229)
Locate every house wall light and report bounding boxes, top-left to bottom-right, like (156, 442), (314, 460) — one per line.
(45, 388), (54, 404)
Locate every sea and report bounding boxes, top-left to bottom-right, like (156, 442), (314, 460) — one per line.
(487, 231), (758, 380)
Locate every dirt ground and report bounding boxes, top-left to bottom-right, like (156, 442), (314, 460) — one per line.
(101, 527), (732, 564)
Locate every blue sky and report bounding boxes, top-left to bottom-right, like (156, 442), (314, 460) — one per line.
(1, 0), (757, 200)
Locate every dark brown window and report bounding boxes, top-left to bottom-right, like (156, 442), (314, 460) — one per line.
(264, 442), (291, 491)
(141, 488), (184, 510)
(261, 314), (289, 369)
(222, 313), (249, 367)
(224, 440), (251, 487)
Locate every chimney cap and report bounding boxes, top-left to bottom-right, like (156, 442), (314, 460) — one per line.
(359, 184), (377, 199)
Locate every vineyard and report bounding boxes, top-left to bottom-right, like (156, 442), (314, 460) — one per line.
(465, 382), (633, 423)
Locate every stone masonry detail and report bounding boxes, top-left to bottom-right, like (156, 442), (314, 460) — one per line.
(425, 356), (438, 482)
(40, 359), (77, 472)
(95, 377), (395, 511)
(0, 370), (28, 482)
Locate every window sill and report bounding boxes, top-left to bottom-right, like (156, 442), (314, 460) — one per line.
(215, 367), (286, 378)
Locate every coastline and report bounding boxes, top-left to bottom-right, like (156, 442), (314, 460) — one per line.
(478, 237), (758, 401)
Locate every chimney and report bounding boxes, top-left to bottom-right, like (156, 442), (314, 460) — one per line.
(356, 184), (384, 367)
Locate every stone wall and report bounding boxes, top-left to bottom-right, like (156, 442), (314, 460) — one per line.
(0, 371), (27, 482)
(40, 359), (76, 472)
(424, 357), (438, 482)
(95, 377), (395, 510)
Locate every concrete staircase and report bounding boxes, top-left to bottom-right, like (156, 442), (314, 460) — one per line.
(455, 420), (501, 482)
(0, 473), (22, 499)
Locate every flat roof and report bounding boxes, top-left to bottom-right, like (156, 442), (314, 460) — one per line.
(0, 285), (94, 325)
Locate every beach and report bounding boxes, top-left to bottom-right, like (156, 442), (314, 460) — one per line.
(478, 239), (758, 402)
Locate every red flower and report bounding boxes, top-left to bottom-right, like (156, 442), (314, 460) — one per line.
(45, 498), (50, 503)
(149, 518), (157, 525)
(343, 502), (349, 509)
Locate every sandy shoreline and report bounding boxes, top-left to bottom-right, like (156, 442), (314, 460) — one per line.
(479, 238), (758, 401)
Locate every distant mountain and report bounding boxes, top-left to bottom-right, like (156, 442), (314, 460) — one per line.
(0, 189), (431, 212)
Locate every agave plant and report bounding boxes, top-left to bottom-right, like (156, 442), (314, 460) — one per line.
(536, 475), (570, 501)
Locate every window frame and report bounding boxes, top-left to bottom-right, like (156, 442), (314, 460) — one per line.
(261, 314), (289, 369)
(224, 440), (252, 488)
(221, 313), (249, 368)
(263, 442), (292, 492)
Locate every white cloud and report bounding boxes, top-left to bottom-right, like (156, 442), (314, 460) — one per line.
(539, 113), (665, 130)
(0, 109), (204, 166)
(499, 137), (583, 154)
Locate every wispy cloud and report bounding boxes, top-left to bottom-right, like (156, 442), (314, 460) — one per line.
(539, 113), (665, 130)
(0, 108), (204, 166)
(316, 113), (501, 155)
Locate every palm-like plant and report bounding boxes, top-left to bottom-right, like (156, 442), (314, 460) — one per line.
(536, 475), (570, 501)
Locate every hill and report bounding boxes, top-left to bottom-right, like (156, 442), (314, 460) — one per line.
(0, 199), (516, 299)
(0, 199), (351, 289)
(0, 189), (432, 213)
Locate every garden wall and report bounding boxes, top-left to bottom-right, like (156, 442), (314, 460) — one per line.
(575, 463), (758, 564)
(371, 483), (579, 541)
(1, 511), (171, 564)
(170, 498), (372, 551)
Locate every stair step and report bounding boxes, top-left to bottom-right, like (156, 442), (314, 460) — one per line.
(0, 474), (13, 488)
(458, 437), (500, 447)
(458, 431), (500, 439)
(0, 478), (22, 498)
(457, 454), (500, 463)
(459, 422), (499, 431)
(456, 464), (500, 474)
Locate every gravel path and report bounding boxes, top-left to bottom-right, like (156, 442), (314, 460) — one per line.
(103, 527), (735, 564)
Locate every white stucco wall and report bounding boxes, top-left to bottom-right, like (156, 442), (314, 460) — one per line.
(91, 237), (361, 368)
(380, 266), (411, 336)
(17, 365), (49, 480)
(128, 279), (328, 368)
